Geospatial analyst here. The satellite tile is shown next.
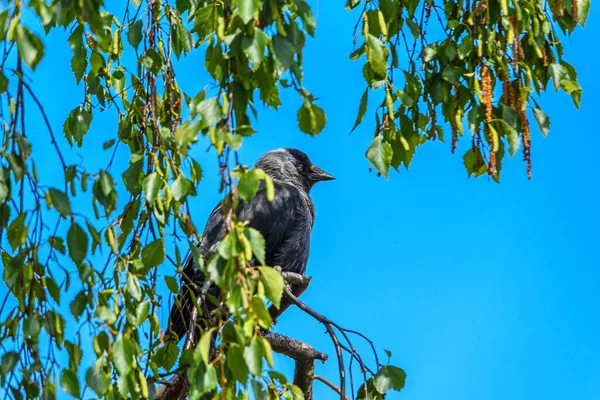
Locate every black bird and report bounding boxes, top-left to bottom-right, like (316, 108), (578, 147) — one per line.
(168, 148), (334, 342)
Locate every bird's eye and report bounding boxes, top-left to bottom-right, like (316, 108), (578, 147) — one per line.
(297, 164), (304, 172)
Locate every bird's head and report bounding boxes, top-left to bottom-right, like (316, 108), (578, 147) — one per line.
(254, 148), (335, 192)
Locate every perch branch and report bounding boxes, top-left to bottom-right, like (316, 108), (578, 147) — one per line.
(262, 331), (328, 363)
(269, 269), (311, 323)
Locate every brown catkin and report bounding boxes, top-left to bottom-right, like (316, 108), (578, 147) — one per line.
(430, 106), (437, 140)
(516, 81), (532, 179)
(481, 66), (497, 178)
(482, 66), (493, 123)
(572, 0), (579, 23)
(542, 47), (549, 67)
(552, 0), (564, 18)
(451, 86), (458, 153)
(511, 18), (519, 72)
(502, 79), (510, 105)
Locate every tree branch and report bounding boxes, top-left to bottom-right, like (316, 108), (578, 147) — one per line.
(315, 375), (349, 400)
(269, 269), (311, 323)
(294, 358), (315, 400)
(262, 331), (328, 363)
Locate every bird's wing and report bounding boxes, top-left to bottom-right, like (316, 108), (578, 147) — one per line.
(167, 181), (299, 341)
(238, 181), (299, 258)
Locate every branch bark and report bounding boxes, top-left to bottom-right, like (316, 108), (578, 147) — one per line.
(261, 331), (328, 400)
(262, 331), (327, 363)
(269, 270), (311, 323)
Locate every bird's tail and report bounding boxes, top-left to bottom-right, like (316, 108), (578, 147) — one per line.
(166, 264), (221, 343)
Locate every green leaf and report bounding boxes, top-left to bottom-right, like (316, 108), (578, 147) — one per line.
(16, 26), (45, 70)
(102, 139), (115, 150)
(463, 148), (487, 178)
(49, 236), (66, 254)
(66, 340), (82, 370)
(188, 362), (218, 395)
(406, 18), (421, 39)
(244, 337), (263, 376)
(227, 344), (249, 383)
(366, 136), (393, 178)
(172, 176), (191, 201)
(198, 328), (214, 365)
(67, 222), (88, 265)
(237, 0), (259, 24)
(366, 34), (388, 77)
(24, 316), (40, 339)
(48, 188), (71, 217)
(245, 227), (265, 265)
(259, 266), (284, 309)
(351, 88), (369, 133)
(139, 48), (163, 74)
(71, 54), (87, 84)
(442, 66), (462, 84)
(374, 365), (406, 394)
(346, 0), (361, 10)
(164, 276), (179, 294)
(90, 51), (105, 74)
(46, 277), (61, 304)
(503, 121), (520, 157)
(142, 239), (165, 268)
(153, 343), (179, 371)
(7, 212), (27, 250)
(242, 28), (268, 67)
(86, 358), (109, 396)
(125, 274), (143, 301)
(272, 35), (295, 69)
(122, 160), (143, 195)
(560, 79), (581, 94)
(0, 73), (6, 94)
(258, 336), (274, 367)
(297, 101), (327, 136)
(60, 369), (80, 398)
(251, 297), (272, 329)
(457, 38), (473, 59)
(549, 63), (567, 91)
(70, 291), (88, 319)
(111, 70), (125, 95)
(1, 351), (19, 375)
(143, 172), (161, 203)
(95, 306), (116, 325)
(127, 20), (143, 49)
(577, 0), (590, 26)
(66, 107), (92, 146)
(238, 170), (260, 202)
(196, 97), (221, 126)
(533, 108), (550, 137)
(189, 240), (205, 271)
(560, 79), (582, 108)
(133, 300), (150, 327)
(112, 336), (135, 375)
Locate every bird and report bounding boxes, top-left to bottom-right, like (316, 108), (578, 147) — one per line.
(167, 148), (335, 343)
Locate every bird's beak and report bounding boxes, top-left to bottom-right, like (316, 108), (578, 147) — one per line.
(310, 165), (335, 182)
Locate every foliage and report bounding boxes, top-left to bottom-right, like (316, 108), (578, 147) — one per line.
(348, 0), (588, 181)
(0, 0), (588, 399)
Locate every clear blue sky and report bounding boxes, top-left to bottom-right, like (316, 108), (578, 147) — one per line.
(8, 1), (600, 399)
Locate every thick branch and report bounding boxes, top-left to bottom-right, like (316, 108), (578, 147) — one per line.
(269, 270), (311, 323)
(262, 331), (328, 362)
(154, 375), (187, 400)
(294, 358), (315, 400)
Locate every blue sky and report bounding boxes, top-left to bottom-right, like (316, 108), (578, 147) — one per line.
(5, 1), (600, 399)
